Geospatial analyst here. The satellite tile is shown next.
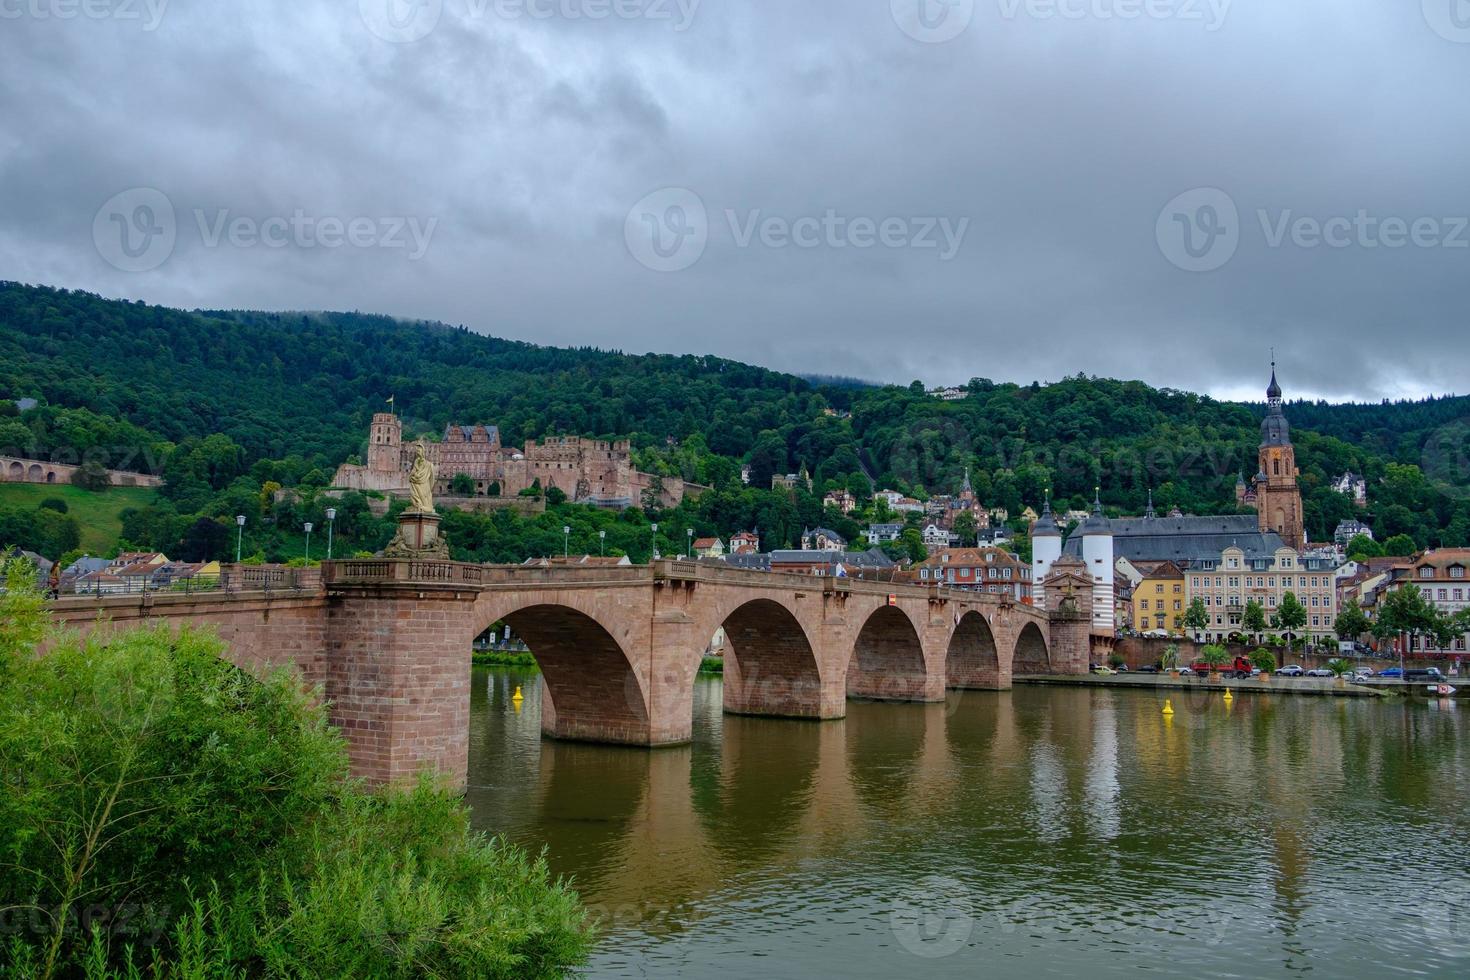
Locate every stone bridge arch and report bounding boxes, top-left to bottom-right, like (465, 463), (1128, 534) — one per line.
(715, 597), (826, 719)
(1012, 620), (1051, 675)
(470, 593), (652, 746)
(945, 609), (1007, 690)
(846, 603), (935, 702)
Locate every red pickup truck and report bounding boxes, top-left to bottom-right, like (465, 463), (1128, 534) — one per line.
(1188, 656), (1255, 679)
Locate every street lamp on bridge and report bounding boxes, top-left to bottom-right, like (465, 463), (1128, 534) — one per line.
(325, 507), (336, 560)
(235, 514), (246, 563)
(650, 522), (659, 561)
(599, 529), (606, 557)
(686, 527), (693, 558)
(304, 522), (314, 562)
(563, 525), (570, 559)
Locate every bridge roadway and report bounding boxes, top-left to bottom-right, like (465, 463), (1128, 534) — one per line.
(47, 559), (1090, 790)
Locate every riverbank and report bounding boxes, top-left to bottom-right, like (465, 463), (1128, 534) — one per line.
(1016, 673), (1391, 698)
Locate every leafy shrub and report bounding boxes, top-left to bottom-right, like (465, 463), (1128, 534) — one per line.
(38, 497), (68, 514)
(1199, 644), (1230, 670)
(0, 559), (591, 979)
(1326, 657), (1353, 677)
(1250, 648), (1277, 673)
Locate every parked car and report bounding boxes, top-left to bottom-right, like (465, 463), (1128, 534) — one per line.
(1178, 666), (1195, 676)
(1377, 667), (1403, 678)
(1136, 664), (1160, 674)
(1350, 669), (1373, 683)
(1405, 667), (1447, 683)
(1276, 665), (1305, 677)
(1305, 668), (1334, 678)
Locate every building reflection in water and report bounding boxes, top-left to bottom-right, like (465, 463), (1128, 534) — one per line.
(465, 666), (1470, 974)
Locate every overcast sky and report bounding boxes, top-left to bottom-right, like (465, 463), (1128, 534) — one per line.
(2, 0), (1467, 403)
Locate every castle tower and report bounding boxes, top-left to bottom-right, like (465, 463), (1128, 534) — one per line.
(367, 412), (402, 474)
(1252, 363), (1305, 549)
(1030, 492), (1062, 610)
(1079, 489), (1114, 633)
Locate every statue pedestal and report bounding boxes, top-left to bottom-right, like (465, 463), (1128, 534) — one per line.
(381, 510), (449, 558)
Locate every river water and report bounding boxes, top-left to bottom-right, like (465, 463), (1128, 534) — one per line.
(465, 667), (1470, 978)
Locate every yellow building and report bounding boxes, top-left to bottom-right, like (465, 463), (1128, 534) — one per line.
(1132, 560), (1186, 634)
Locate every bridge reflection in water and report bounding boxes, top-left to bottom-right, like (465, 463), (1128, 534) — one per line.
(467, 671), (1470, 979)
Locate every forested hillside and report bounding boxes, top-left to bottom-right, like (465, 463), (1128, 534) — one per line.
(2, 281), (1467, 564)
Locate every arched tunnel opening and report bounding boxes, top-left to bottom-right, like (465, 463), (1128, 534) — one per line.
(720, 599), (825, 718)
(847, 605), (932, 702)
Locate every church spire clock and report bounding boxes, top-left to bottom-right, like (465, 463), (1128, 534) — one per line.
(1241, 360), (1305, 549)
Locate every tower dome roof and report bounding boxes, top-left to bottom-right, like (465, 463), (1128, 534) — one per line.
(1032, 499), (1060, 538)
(1080, 488), (1111, 536)
(1266, 367), (1282, 400)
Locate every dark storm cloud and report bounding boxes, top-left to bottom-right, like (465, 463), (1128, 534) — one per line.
(2, 0), (1467, 401)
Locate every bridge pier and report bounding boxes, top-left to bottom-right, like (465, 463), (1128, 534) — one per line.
(46, 560), (1089, 792)
(325, 585), (480, 788)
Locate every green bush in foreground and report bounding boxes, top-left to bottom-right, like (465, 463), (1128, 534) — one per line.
(0, 560), (592, 979)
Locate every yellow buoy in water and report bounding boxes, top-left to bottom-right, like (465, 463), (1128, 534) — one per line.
(512, 686), (524, 702)
(1162, 699), (1174, 715)
(1223, 688), (1234, 703)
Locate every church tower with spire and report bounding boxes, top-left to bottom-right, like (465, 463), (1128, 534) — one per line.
(1243, 362), (1305, 549)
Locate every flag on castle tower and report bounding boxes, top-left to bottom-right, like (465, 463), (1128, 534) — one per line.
(387, 395), (395, 410)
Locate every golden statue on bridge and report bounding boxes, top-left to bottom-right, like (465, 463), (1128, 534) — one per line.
(408, 440), (435, 514)
(380, 439), (449, 558)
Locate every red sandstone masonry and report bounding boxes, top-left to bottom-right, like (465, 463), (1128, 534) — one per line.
(46, 561), (1091, 792)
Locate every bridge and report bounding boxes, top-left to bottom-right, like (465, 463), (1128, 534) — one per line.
(47, 559), (1091, 790)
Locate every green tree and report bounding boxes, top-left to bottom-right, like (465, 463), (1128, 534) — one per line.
(1275, 591), (1308, 650)
(1250, 648), (1277, 673)
(69, 460), (111, 492)
(449, 472), (476, 496)
(953, 510), (978, 547)
(1199, 643), (1230, 673)
(1335, 599), (1369, 643)
(1242, 598), (1267, 643)
(1182, 597), (1209, 642)
(1381, 533), (1418, 556)
(1345, 533), (1383, 560)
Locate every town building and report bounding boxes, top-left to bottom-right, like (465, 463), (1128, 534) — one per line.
(1131, 560), (1187, 634)
(823, 489), (857, 514)
(729, 531), (760, 555)
(771, 466), (812, 492)
(1371, 549), (1470, 655)
(1331, 471), (1368, 506)
(800, 527), (847, 551)
(914, 546), (1032, 601)
(1183, 545), (1338, 644)
(929, 386), (969, 401)
(692, 537), (726, 558)
(922, 523), (959, 550)
(331, 412), (696, 509)
(1334, 519), (1374, 550)
(1235, 364), (1307, 550)
(1034, 493), (1113, 632)
(765, 548), (897, 578)
(866, 523), (904, 545)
